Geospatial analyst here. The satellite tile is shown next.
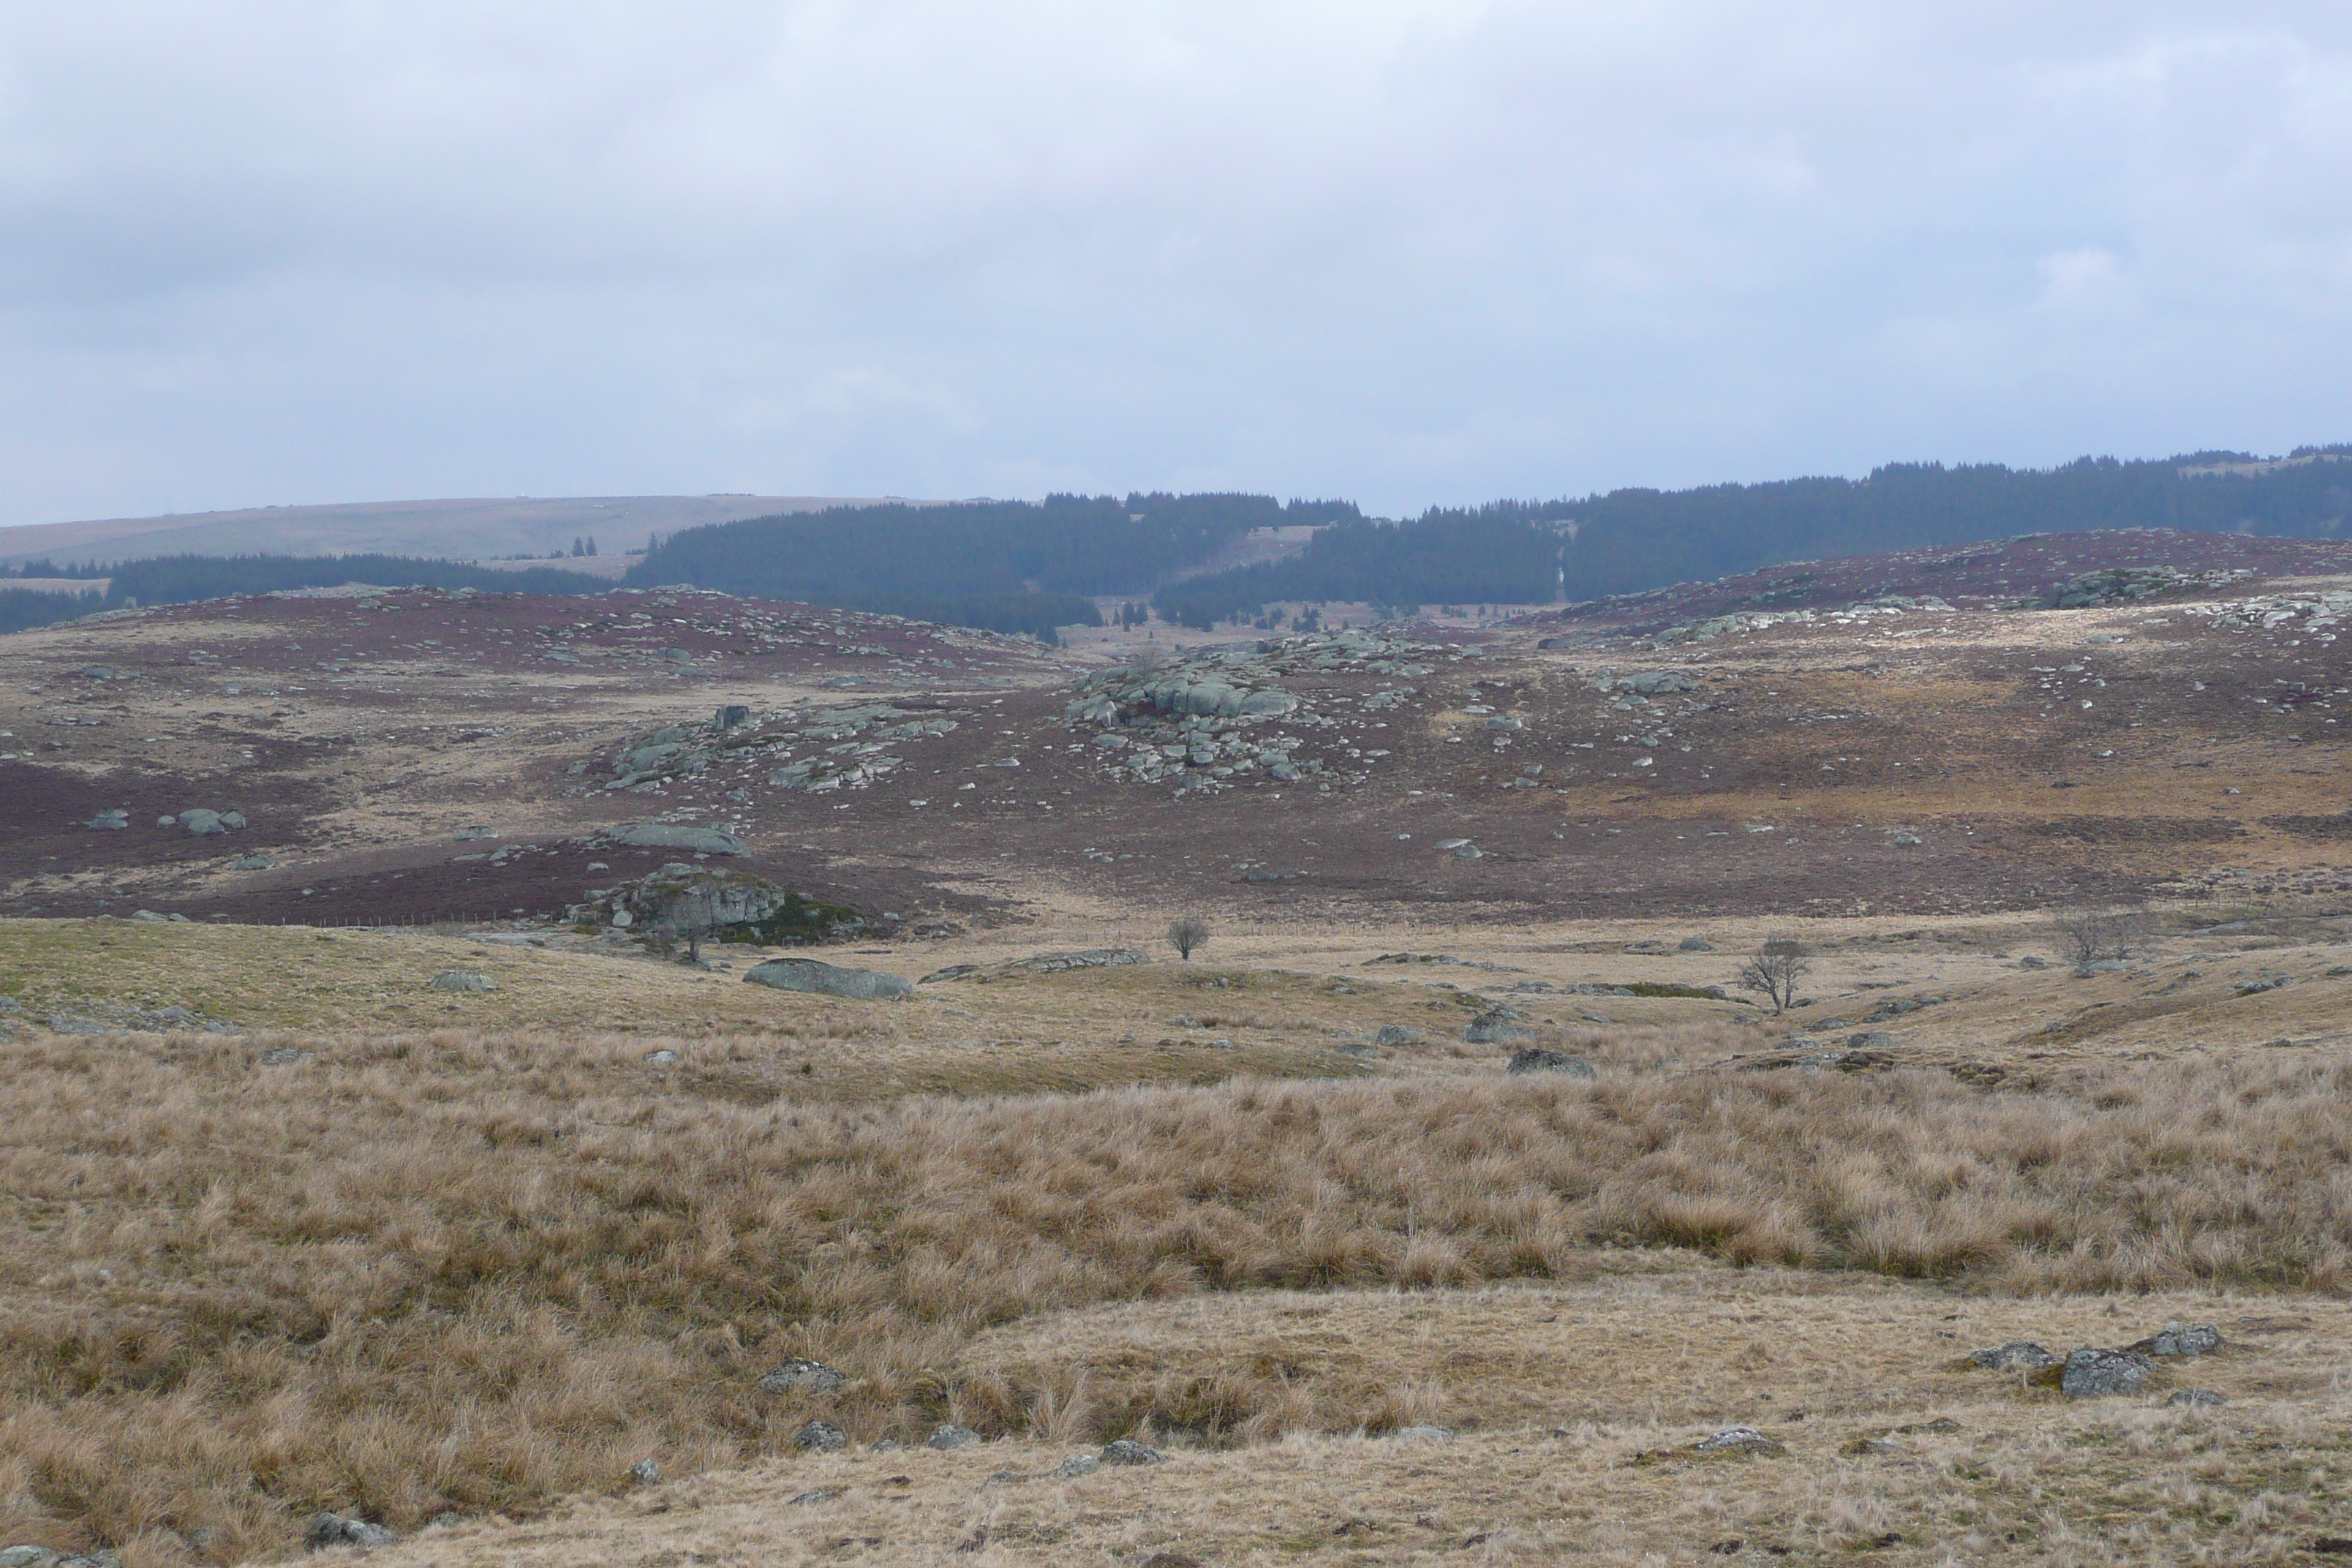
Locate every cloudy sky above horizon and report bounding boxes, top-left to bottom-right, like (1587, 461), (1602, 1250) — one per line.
(4, 2), (2351, 527)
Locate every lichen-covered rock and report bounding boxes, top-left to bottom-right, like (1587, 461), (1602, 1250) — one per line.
(2060, 1348), (2153, 1399)
(794, 1420), (848, 1452)
(1692, 1425), (1786, 1455)
(1463, 1006), (1527, 1044)
(427, 971), (497, 992)
(1507, 1048), (1595, 1078)
(608, 822), (745, 855)
(304, 1512), (397, 1550)
(2127, 1323), (2222, 1358)
(1967, 1341), (2059, 1371)
(927, 1424), (981, 1450)
(757, 1358), (847, 1394)
(1098, 1439), (1165, 1466)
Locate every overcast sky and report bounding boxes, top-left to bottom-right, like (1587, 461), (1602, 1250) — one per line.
(4, 2), (2351, 526)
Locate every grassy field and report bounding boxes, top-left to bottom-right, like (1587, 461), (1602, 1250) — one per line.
(1, 915), (2351, 1563)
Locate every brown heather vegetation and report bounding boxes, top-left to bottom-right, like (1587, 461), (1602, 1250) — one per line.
(8, 1010), (2352, 1561)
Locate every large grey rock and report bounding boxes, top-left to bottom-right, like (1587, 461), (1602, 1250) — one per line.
(1507, 1048), (1595, 1079)
(744, 959), (911, 1000)
(927, 1424), (981, 1450)
(1967, 1341), (2058, 1371)
(1373, 1025), (1420, 1046)
(1239, 689), (1298, 715)
(2127, 1323), (2222, 1358)
(0, 1549), (61, 1568)
(757, 1358), (847, 1394)
(794, 1420), (848, 1452)
(609, 864), (834, 940)
(2060, 1348), (2153, 1399)
(1055, 1453), (1101, 1478)
(608, 822), (745, 856)
(179, 808), (225, 835)
(427, 971), (497, 992)
(304, 1512), (398, 1550)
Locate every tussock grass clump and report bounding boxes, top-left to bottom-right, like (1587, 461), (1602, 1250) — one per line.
(4, 1026), (2351, 1557)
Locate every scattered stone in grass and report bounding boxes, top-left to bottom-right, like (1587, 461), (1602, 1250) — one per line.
(2127, 1322), (2223, 1358)
(1055, 1454), (1101, 1478)
(1463, 1005), (1527, 1044)
(1966, 1341), (2059, 1371)
(0, 1550), (60, 1568)
(427, 971), (496, 992)
(1100, 1439), (1166, 1466)
(1507, 1047), (1595, 1077)
(304, 1512), (398, 1550)
(980, 1469), (1025, 1488)
(1692, 1425), (1787, 1456)
(794, 1420), (848, 1452)
(927, 1424), (980, 1450)
(642, 1048), (680, 1065)
(2059, 1348), (2153, 1399)
(627, 1458), (659, 1485)
(1892, 1417), (1961, 1434)
(1374, 1024), (1420, 1045)
(758, 1358), (848, 1394)
(2167, 1388), (2228, 1407)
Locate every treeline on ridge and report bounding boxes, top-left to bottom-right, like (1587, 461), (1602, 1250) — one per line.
(7, 451), (2348, 638)
(626, 493), (1360, 635)
(1154, 448), (2352, 622)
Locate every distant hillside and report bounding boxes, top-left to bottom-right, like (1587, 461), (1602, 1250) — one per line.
(0, 494), (900, 570)
(0, 554), (608, 634)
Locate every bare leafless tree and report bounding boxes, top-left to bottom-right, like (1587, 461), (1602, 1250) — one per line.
(2051, 904), (2147, 966)
(1735, 934), (1811, 1014)
(1167, 916), (1211, 962)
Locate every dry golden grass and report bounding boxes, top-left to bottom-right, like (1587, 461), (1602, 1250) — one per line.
(5, 932), (2352, 1564)
(355, 1278), (2352, 1567)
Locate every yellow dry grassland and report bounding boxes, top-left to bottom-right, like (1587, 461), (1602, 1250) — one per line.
(0, 918), (2350, 1563)
(359, 1278), (2352, 1567)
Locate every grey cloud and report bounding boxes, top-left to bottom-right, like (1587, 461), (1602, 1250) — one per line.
(3, 1), (2351, 525)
